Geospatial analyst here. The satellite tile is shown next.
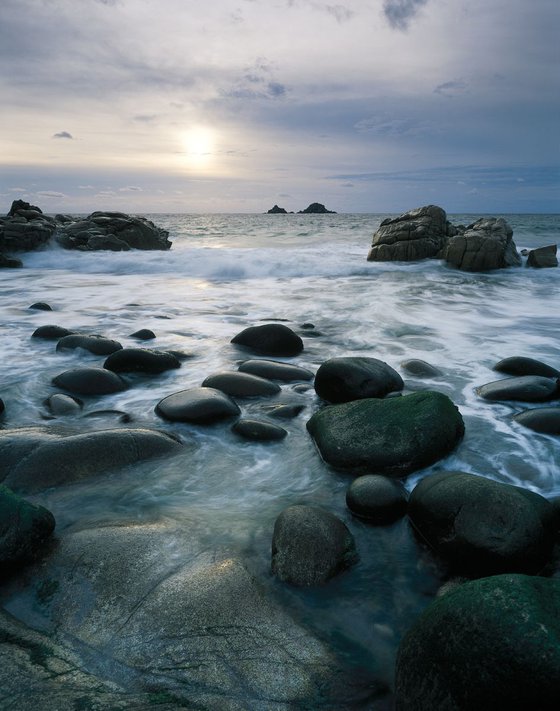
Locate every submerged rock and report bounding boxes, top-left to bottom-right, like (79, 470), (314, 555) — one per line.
(367, 205), (457, 262)
(31, 324), (76, 340)
(45, 393), (83, 416)
(52, 367), (127, 395)
(231, 323), (304, 356)
(346, 475), (408, 524)
(0, 428), (183, 494)
(526, 244), (558, 268)
(238, 358), (314, 382)
(0, 484), (55, 570)
(314, 356), (403, 403)
(307, 391), (464, 475)
(267, 204), (288, 214)
(129, 328), (156, 340)
(395, 574), (560, 710)
(272, 505), (357, 586)
(155, 386), (240, 423)
(513, 407), (560, 434)
(400, 359), (442, 378)
(56, 333), (123, 355)
(476, 375), (559, 402)
(493, 355), (560, 379)
(443, 217), (521, 271)
(232, 418), (287, 441)
(408, 471), (556, 576)
(103, 347), (181, 374)
(202, 371), (281, 397)
(28, 302), (52, 311)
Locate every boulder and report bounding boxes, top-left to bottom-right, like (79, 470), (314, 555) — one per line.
(408, 471), (556, 575)
(155, 386), (240, 424)
(314, 356), (403, 403)
(400, 359), (442, 378)
(367, 205), (457, 262)
(56, 334), (123, 355)
(202, 371), (281, 397)
(32, 324), (76, 340)
(444, 217), (521, 271)
(129, 328), (156, 340)
(0, 484), (55, 570)
(306, 391), (464, 475)
(231, 324), (304, 356)
(52, 367), (127, 395)
(395, 574), (560, 710)
(513, 407), (560, 434)
(28, 302), (52, 311)
(0, 201), (57, 252)
(0, 427), (183, 494)
(271, 505), (357, 586)
(493, 356), (559, 379)
(44, 393), (82, 416)
(261, 403), (306, 419)
(346, 475), (408, 524)
(0, 254), (23, 268)
(476, 375), (559, 402)
(232, 418), (288, 441)
(103, 347), (181, 374)
(55, 211), (172, 251)
(526, 244), (558, 268)
(298, 203), (336, 214)
(238, 358), (314, 382)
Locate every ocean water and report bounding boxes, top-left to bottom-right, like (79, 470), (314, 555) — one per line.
(1, 212), (559, 692)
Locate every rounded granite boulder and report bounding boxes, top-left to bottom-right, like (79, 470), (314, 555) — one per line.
(155, 387), (240, 424)
(346, 475), (408, 524)
(408, 471), (556, 576)
(314, 356), (404, 403)
(28, 302), (52, 311)
(395, 574), (560, 710)
(202, 371), (280, 397)
(45, 393), (83, 416)
(476, 375), (559, 402)
(103, 348), (181, 374)
(31, 325), (75, 340)
(271, 505), (357, 586)
(232, 418), (287, 441)
(56, 334), (123, 356)
(52, 367), (127, 395)
(513, 407), (560, 434)
(231, 324), (304, 357)
(306, 391), (464, 476)
(238, 359), (313, 382)
(493, 356), (559, 379)
(0, 484), (56, 570)
(129, 328), (156, 340)
(400, 359), (442, 378)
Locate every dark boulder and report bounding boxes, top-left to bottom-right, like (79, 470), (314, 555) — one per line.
(104, 348), (181, 374)
(231, 324), (304, 356)
(267, 204), (288, 214)
(32, 325), (76, 340)
(261, 403), (306, 419)
(400, 359), (442, 378)
(444, 217), (521, 271)
(56, 334), (123, 355)
(129, 328), (156, 340)
(395, 574), (560, 710)
(526, 244), (558, 268)
(298, 203), (336, 214)
(238, 358), (313, 382)
(201, 371), (280, 397)
(155, 387), (240, 424)
(0, 254), (23, 268)
(8, 200), (42, 216)
(271, 505), (357, 586)
(493, 356), (559, 379)
(52, 367), (127, 395)
(232, 418), (287, 441)
(314, 356), (403, 403)
(1, 201), (57, 252)
(513, 407), (560, 434)
(0, 484), (55, 570)
(28, 302), (52, 311)
(476, 375), (559, 402)
(367, 205), (457, 262)
(408, 471), (556, 575)
(346, 475), (408, 524)
(306, 391), (464, 475)
(0, 428), (183, 494)
(45, 393), (83, 416)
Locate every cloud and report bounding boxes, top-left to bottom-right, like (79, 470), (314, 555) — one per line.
(324, 5), (354, 23)
(119, 186), (143, 192)
(52, 131), (73, 139)
(434, 80), (468, 98)
(354, 115), (432, 137)
(225, 58), (288, 100)
(36, 190), (66, 198)
(9, 187), (27, 192)
(383, 0), (429, 31)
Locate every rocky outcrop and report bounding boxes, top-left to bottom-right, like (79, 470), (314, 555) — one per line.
(298, 202), (336, 214)
(395, 574), (560, 710)
(0, 200), (57, 253)
(444, 217), (521, 271)
(314, 356), (403, 403)
(526, 244), (558, 268)
(367, 205), (457, 261)
(408, 471), (556, 576)
(271, 505), (357, 586)
(306, 391), (464, 475)
(56, 211), (171, 251)
(267, 204), (288, 213)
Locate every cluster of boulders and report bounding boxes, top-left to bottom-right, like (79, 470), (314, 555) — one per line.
(367, 205), (557, 271)
(0, 200), (171, 265)
(267, 202), (336, 214)
(1, 312), (560, 707)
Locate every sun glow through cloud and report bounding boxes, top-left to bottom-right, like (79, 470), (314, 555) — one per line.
(181, 128), (216, 170)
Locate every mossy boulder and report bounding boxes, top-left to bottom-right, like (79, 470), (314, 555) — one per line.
(306, 391), (464, 475)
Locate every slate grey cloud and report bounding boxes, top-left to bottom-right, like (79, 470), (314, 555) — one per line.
(383, 0), (429, 30)
(53, 131), (73, 139)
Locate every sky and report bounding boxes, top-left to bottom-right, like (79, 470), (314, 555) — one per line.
(1, 0), (559, 213)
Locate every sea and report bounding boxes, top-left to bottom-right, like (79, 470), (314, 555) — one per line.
(1, 212), (559, 691)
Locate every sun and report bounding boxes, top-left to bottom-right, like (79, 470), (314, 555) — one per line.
(181, 127), (215, 169)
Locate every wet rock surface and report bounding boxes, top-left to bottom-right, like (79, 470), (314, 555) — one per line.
(104, 347), (181, 374)
(56, 333), (123, 355)
(202, 370), (281, 397)
(52, 367), (127, 395)
(443, 217), (521, 271)
(346, 475), (408, 524)
(493, 356), (560, 379)
(314, 356), (404, 403)
(231, 323), (304, 356)
(156, 386), (241, 423)
(238, 358), (314, 382)
(477, 375), (559, 402)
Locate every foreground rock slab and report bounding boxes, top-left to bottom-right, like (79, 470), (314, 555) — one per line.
(306, 391), (464, 475)
(408, 471), (556, 576)
(395, 574), (560, 710)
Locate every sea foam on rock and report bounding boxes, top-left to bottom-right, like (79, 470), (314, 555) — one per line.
(306, 391), (464, 475)
(395, 574), (560, 710)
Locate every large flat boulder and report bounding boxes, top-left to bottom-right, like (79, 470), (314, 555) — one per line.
(443, 217), (521, 271)
(367, 205), (457, 262)
(306, 391), (464, 476)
